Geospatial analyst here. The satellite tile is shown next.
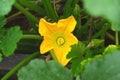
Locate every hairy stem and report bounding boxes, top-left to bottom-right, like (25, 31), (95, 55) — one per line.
(22, 34), (42, 40)
(1, 52), (39, 80)
(115, 31), (119, 45)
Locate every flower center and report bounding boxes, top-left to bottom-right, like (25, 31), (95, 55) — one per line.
(56, 36), (65, 46)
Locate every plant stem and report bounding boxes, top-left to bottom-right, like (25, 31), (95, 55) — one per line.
(1, 52), (39, 80)
(7, 8), (29, 22)
(88, 17), (94, 43)
(7, 11), (22, 22)
(13, 1), (39, 30)
(50, 50), (58, 61)
(115, 31), (119, 45)
(22, 34), (42, 40)
(106, 32), (114, 41)
(42, 0), (58, 22)
(76, 75), (81, 80)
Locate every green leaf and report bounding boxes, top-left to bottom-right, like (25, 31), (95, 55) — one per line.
(92, 22), (110, 38)
(0, 29), (5, 40)
(63, 0), (73, 18)
(83, 0), (120, 31)
(81, 48), (120, 80)
(14, 1), (39, 30)
(18, 0), (45, 15)
(41, 0), (58, 22)
(87, 39), (104, 48)
(62, 0), (79, 18)
(103, 45), (120, 54)
(18, 59), (73, 80)
(72, 4), (81, 18)
(0, 53), (2, 62)
(0, 16), (6, 28)
(0, 0), (15, 16)
(67, 41), (86, 76)
(14, 1), (39, 31)
(0, 26), (23, 56)
(111, 23), (120, 31)
(72, 4), (81, 32)
(67, 41), (85, 58)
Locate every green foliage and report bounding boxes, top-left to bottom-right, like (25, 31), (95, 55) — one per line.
(41, 0), (58, 21)
(63, 0), (79, 18)
(87, 39), (104, 48)
(0, 26), (23, 56)
(67, 41), (85, 59)
(18, 59), (73, 80)
(0, 16), (6, 28)
(0, 53), (2, 62)
(81, 45), (120, 80)
(0, 0), (119, 79)
(67, 39), (104, 76)
(92, 21), (110, 38)
(72, 4), (81, 19)
(14, 1), (39, 24)
(83, 0), (120, 31)
(85, 39), (104, 58)
(18, 0), (45, 15)
(103, 45), (120, 54)
(17, 39), (40, 53)
(67, 41), (86, 76)
(73, 4), (81, 34)
(0, 0), (15, 16)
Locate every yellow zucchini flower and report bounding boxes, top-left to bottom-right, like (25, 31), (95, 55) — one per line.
(39, 16), (78, 66)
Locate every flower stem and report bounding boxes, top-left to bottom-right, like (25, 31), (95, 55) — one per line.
(115, 31), (119, 46)
(22, 34), (42, 40)
(50, 50), (58, 61)
(1, 52), (39, 80)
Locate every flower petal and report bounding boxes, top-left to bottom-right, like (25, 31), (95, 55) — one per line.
(65, 32), (78, 46)
(58, 16), (76, 32)
(40, 36), (54, 54)
(53, 47), (71, 66)
(39, 18), (57, 36)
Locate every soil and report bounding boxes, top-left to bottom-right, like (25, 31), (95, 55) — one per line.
(0, 53), (29, 80)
